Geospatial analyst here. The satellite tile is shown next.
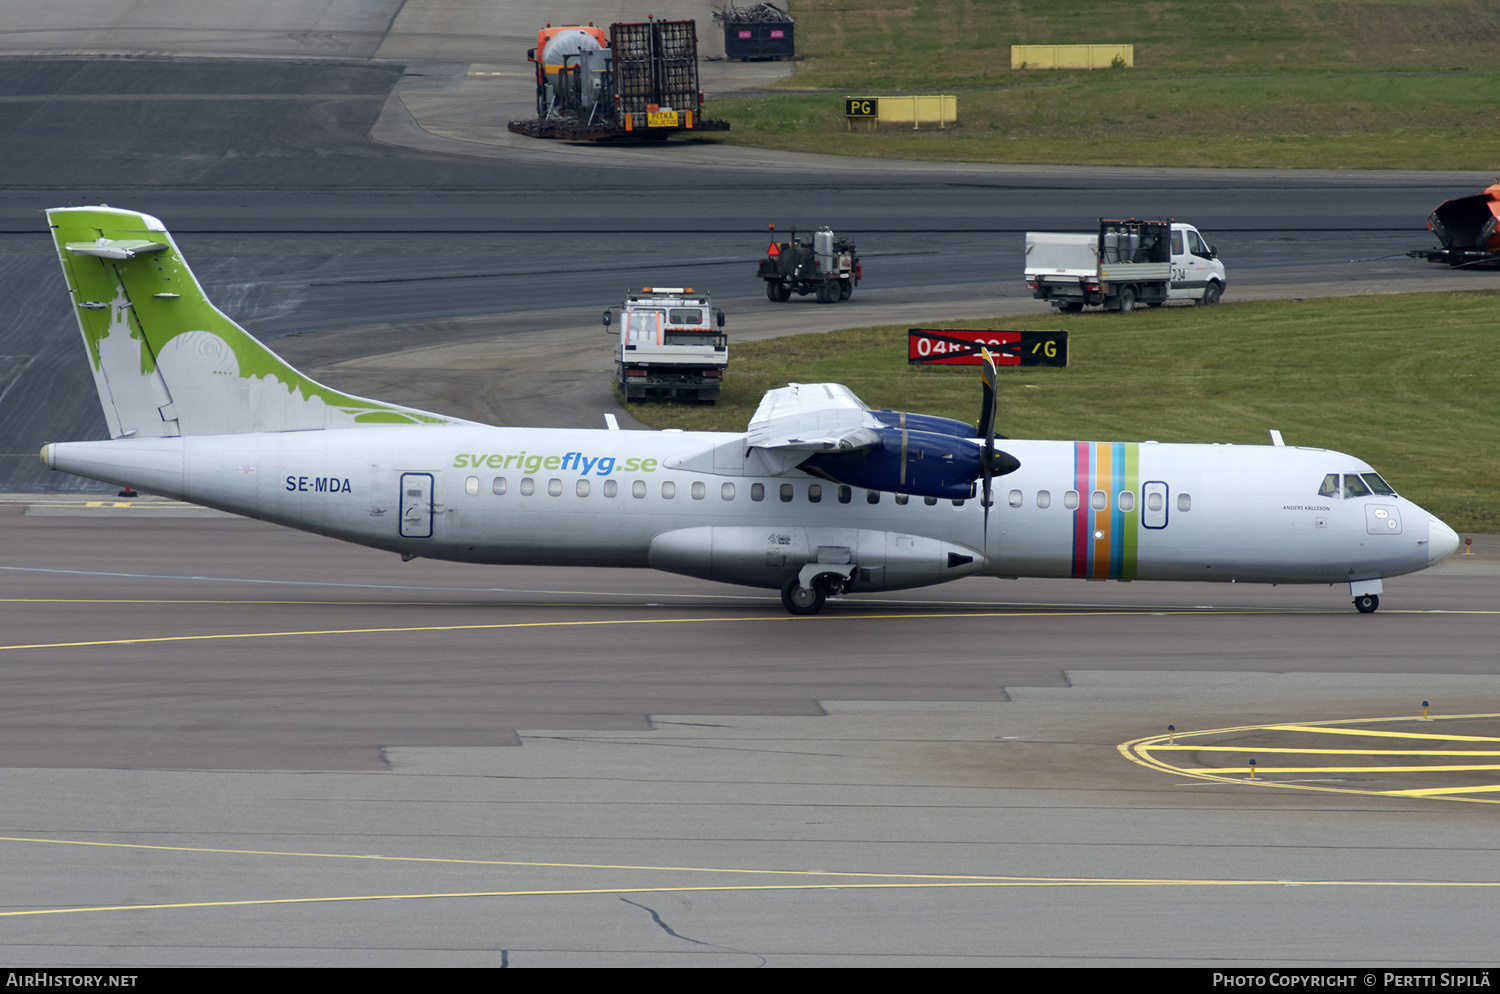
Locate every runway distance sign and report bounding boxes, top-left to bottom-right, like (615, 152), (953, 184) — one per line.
(908, 329), (1069, 367)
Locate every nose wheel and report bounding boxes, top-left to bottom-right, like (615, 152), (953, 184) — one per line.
(1354, 594), (1379, 614)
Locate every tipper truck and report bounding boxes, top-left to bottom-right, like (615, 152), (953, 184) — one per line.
(605, 288), (727, 403)
(509, 19), (730, 141)
(1026, 219), (1226, 312)
(1408, 184), (1500, 269)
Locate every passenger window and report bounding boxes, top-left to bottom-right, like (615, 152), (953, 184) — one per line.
(1147, 492), (1163, 512)
(924, 496), (938, 506)
(1036, 490), (1051, 509)
(603, 479), (618, 498)
(492, 477), (507, 496)
(520, 478), (535, 496)
(721, 483), (735, 501)
(465, 476), (479, 495)
(1064, 490), (1079, 510)
(576, 479), (590, 497)
(1361, 473), (1396, 496)
(1343, 475), (1372, 499)
(1177, 493), (1192, 512)
(691, 481), (705, 500)
(838, 486), (852, 504)
(1008, 490), (1022, 508)
(952, 498), (965, 507)
(894, 494), (909, 505)
(1319, 473), (1340, 498)
(1118, 491), (1135, 512)
(751, 483), (764, 502)
(547, 479), (562, 497)
(808, 484), (822, 503)
(866, 490), (880, 504)
(632, 480), (646, 499)
(1091, 490), (1107, 511)
(662, 481), (676, 499)
(780, 484), (794, 502)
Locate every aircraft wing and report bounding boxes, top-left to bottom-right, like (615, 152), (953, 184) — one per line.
(746, 383), (884, 453)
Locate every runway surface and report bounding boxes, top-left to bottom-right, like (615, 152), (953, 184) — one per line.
(1, 0), (1498, 967)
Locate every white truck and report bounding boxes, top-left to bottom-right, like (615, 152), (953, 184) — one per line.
(604, 288), (727, 403)
(1025, 219), (1226, 312)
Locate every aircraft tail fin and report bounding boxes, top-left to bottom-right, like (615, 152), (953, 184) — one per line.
(49, 206), (467, 438)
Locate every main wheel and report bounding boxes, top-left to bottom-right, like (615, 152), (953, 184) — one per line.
(1117, 286), (1136, 313)
(766, 281), (790, 302)
(781, 575), (827, 615)
(1354, 594), (1379, 614)
(1199, 282), (1223, 306)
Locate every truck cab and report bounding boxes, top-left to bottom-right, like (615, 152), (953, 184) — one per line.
(1166, 224), (1226, 305)
(606, 288), (727, 403)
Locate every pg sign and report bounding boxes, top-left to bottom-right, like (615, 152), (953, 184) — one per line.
(908, 329), (1068, 366)
(844, 97), (878, 119)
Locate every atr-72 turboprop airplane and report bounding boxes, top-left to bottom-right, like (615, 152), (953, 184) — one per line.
(39, 207), (1460, 614)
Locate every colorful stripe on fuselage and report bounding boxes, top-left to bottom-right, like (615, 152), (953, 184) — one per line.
(1072, 442), (1139, 579)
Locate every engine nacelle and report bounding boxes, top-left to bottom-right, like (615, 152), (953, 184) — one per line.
(801, 427), (1019, 500)
(869, 410), (979, 439)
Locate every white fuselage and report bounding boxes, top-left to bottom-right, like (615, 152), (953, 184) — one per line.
(42, 425), (1456, 595)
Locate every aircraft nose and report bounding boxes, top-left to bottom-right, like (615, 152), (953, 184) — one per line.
(1428, 516), (1460, 565)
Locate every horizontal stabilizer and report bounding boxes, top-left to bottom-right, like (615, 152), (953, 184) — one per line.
(64, 238), (170, 260)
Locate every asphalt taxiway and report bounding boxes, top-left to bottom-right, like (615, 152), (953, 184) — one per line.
(1, 501), (1497, 965)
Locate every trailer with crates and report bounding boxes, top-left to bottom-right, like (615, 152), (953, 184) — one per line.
(508, 19), (730, 142)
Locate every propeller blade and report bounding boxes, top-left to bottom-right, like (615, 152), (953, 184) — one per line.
(977, 348), (997, 442)
(979, 348), (997, 545)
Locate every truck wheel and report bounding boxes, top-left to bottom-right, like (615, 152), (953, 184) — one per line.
(1117, 287), (1136, 313)
(839, 279), (853, 300)
(817, 281), (838, 304)
(1060, 302), (1084, 313)
(1198, 282), (1223, 306)
(781, 575), (827, 615)
(766, 281), (790, 302)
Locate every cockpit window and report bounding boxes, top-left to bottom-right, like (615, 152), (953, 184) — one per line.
(1318, 474), (1340, 498)
(1361, 473), (1396, 496)
(1343, 474), (1372, 499)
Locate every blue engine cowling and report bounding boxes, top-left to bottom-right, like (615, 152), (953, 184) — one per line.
(801, 427), (1019, 500)
(869, 410), (986, 439)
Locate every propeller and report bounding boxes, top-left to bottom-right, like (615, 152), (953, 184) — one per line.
(978, 348), (998, 543)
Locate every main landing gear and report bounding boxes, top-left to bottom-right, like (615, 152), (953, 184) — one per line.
(780, 567), (856, 615)
(781, 575), (826, 615)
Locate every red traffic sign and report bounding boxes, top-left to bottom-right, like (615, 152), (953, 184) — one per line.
(908, 329), (1067, 366)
